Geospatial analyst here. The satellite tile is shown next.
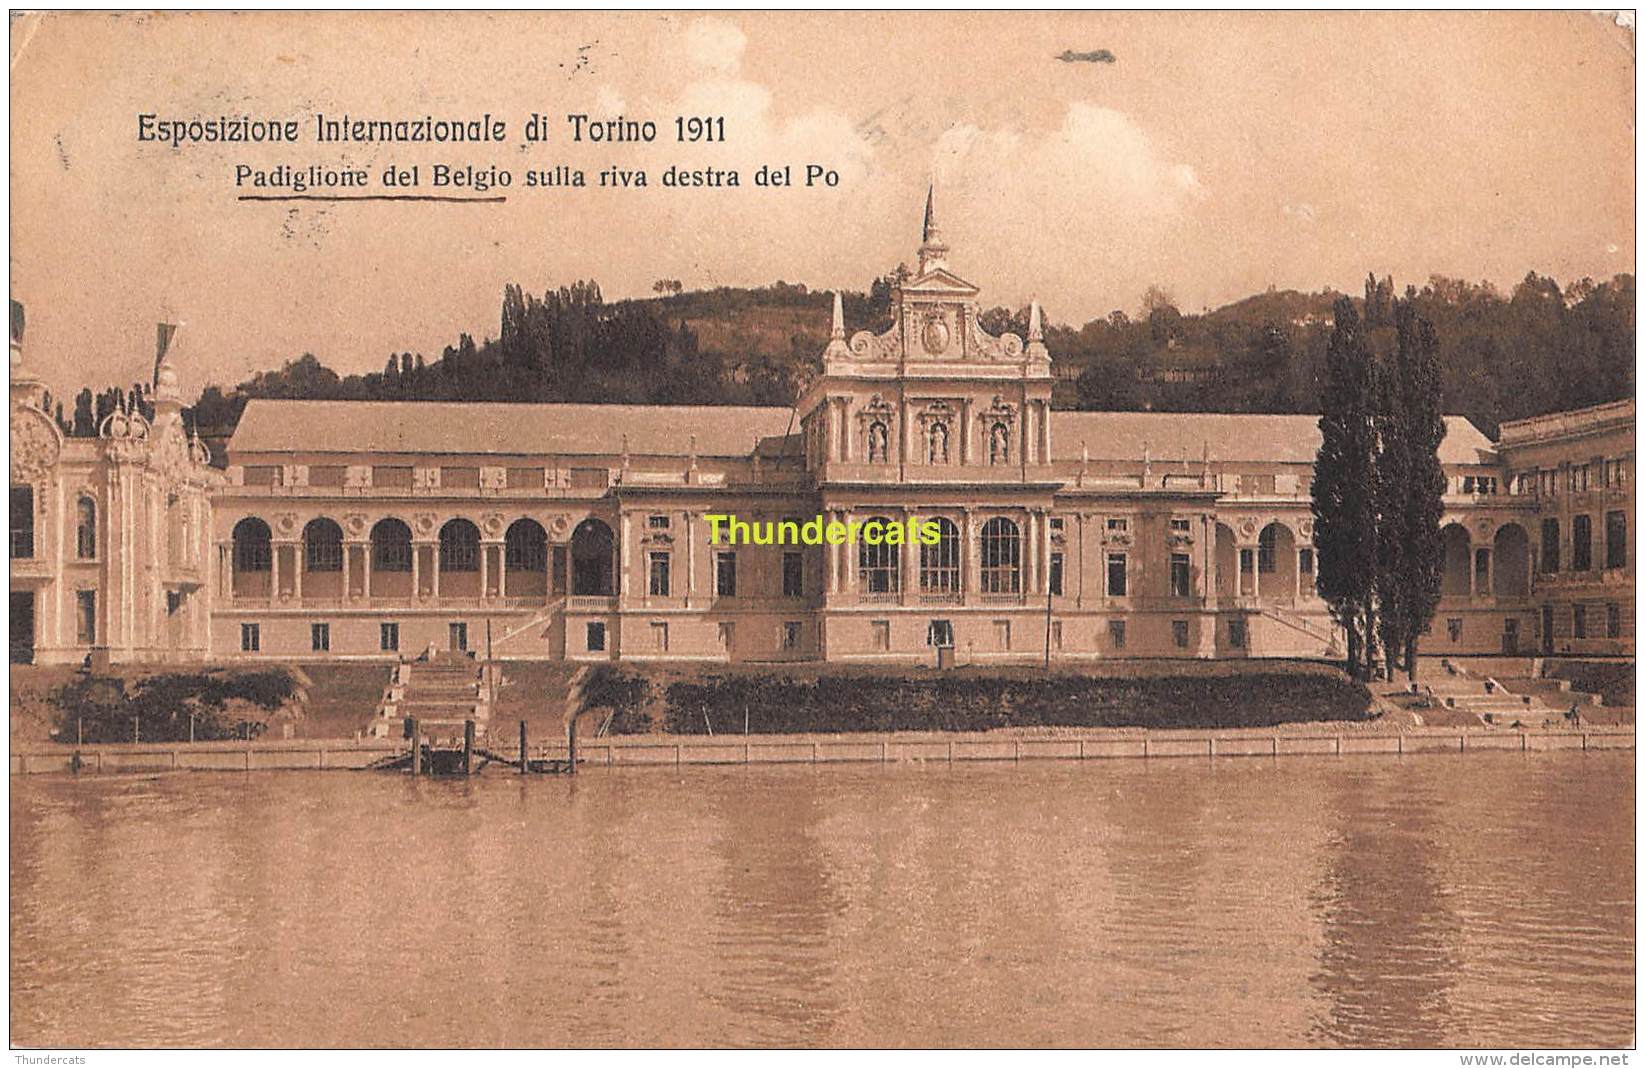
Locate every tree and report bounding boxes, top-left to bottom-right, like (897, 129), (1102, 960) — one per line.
(1312, 297), (1381, 679)
(1373, 299), (1447, 680)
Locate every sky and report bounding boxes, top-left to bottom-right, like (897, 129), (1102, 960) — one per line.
(8, 10), (1636, 401)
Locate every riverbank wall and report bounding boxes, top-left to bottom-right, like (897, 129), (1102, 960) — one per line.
(10, 726), (1633, 774)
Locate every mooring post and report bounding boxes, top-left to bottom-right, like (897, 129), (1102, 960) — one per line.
(463, 720), (475, 776)
(519, 719), (529, 774)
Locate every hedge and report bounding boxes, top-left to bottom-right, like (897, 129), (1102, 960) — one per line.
(586, 669), (1375, 735)
(51, 669), (298, 744)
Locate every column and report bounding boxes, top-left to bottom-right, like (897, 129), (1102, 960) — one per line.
(619, 512), (632, 604)
(1024, 510), (1037, 597)
(1294, 547), (1302, 602)
(1023, 406), (1036, 465)
(843, 510), (856, 594)
(966, 511), (981, 596)
(1202, 515), (1214, 604)
(341, 541), (353, 601)
(412, 543), (423, 599)
(1076, 513), (1086, 608)
(362, 542), (373, 600)
(961, 399), (974, 465)
(685, 512), (696, 607)
(270, 542), (282, 602)
(840, 400), (854, 463)
(292, 545), (303, 601)
(1039, 401), (1052, 465)
(901, 511), (918, 598)
(480, 541), (491, 601)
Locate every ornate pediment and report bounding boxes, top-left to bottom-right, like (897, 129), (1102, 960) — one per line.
(10, 404), (61, 484)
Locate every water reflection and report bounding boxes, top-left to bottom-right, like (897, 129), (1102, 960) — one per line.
(11, 752), (1633, 1048)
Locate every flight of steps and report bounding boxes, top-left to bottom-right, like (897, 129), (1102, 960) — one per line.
(1410, 657), (1560, 725)
(368, 653), (491, 739)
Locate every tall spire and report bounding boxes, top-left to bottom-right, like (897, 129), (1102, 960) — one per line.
(831, 291), (845, 340)
(917, 181), (949, 275)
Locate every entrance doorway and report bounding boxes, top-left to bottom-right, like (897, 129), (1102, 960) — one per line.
(449, 622), (468, 652)
(1502, 618), (1519, 656)
(10, 591), (34, 664)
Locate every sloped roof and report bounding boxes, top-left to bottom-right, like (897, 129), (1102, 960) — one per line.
(229, 399), (796, 458)
(1051, 412), (1497, 465)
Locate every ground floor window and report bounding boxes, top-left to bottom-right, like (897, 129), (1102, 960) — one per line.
(1299, 548), (1315, 576)
(1170, 553), (1191, 597)
(586, 621), (606, 652)
(1172, 620), (1189, 648)
(311, 622), (330, 652)
(1049, 552), (1064, 596)
(649, 552), (670, 597)
(450, 622), (468, 651)
(717, 621), (734, 650)
(873, 620), (891, 651)
(1228, 619), (1247, 648)
(1050, 621), (1062, 650)
(715, 552), (737, 597)
(1608, 603), (1621, 639)
(76, 590), (96, 646)
(783, 552), (804, 598)
(994, 620), (1011, 650)
(1447, 618), (1463, 643)
(781, 621), (801, 651)
(1107, 553), (1128, 597)
(1573, 605), (1587, 639)
(651, 621), (669, 652)
(241, 622), (260, 653)
(380, 622), (399, 652)
(1108, 620), (1126, 650)
(927, 619), (953, 648)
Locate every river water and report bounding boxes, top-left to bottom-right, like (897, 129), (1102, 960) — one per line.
(10, 751), (1634, 1049)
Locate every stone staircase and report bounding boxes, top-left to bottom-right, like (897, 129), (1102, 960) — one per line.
(1410, 656), (1562, 725)
(368, 653), (492, 739)
(1258, 605), (1341, 656)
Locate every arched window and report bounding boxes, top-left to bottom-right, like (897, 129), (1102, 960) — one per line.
(989, 422), (1011, 465)
(980, 517), (1021, 594)
(867, 420), (890, 464)
(439, 519), (480, 572)
(75, 497), (96, 560)
(304, 518), (343, 572)
(371, 518), (413, 572)
(504, 518), (547, 572)
(1258, 522), (1281, 573)
(920, 517), (961, 594)
(928, 422), (949, 465)
(571, 518), (616, 596)
(232, 517), (272, 573)
(857, 515), (900, 594)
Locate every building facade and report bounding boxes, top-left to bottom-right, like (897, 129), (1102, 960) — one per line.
(9, 201), (1634, 666)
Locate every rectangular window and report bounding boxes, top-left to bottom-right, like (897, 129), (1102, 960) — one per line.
(371, 465), (412, 489)
(380, 622), (399, 652)
(1172, 620), (1189, 649)
(1170, 518), (1192, 533)
(1541, 519), (1560, 573)
(166, 591), (181, 616)
(76, 501), (96, 560)
(1607, 603), (1621, 639)
(927, 619), (953, 648)
(1106, 553), (1127, 597)
(240, 621), (260, 653)
(76, 590), (96, 645)
(782, 551), (804, 597)
(648, 552), (671, 597)
(1049, 516), (1065, 533)
(781, 621), (801, 651)
(1474, 548), (1490, 592)
(994, 620), (1011, 650)
(1228, 619), (1247, 648)
(872, 619), (891, 651)
(506, 466), (545, 489)
(1572, 514), (1592, 571)
(647, 514), (671, 529)
(585, 621), (606, 652)
(1299, 548), (1315, 575)
(1108, 620), (1127, 651)
(450, 622), (468, 651)
(10, 485), (33, 559)
(717, 621), (735, 650)
(243, 465), (282, 487)
(715, 551), (737, 597)
(1049, 552), (1064, 596)
(651, 621), (669, 652)
(1573, 605), (1587, 640)
(311, 622), (330, 652)
(1170, 553), (1191, 597)
(1106, 517), (1128, 533)
(441, 466), (480, 489)
(569, 467), (609, 489)
(1447, 618), (1463, 643)
(308, 465), (346, 488)
(1606, 511), (1627, 569)
(1050, 621), (1063, 650)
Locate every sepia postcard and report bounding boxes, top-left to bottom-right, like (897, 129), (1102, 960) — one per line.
(7, 8), (1637, 1056)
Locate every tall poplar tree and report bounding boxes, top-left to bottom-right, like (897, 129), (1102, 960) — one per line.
(1375, 298), (1448, 680)
(1312, 297), (1380, 679)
